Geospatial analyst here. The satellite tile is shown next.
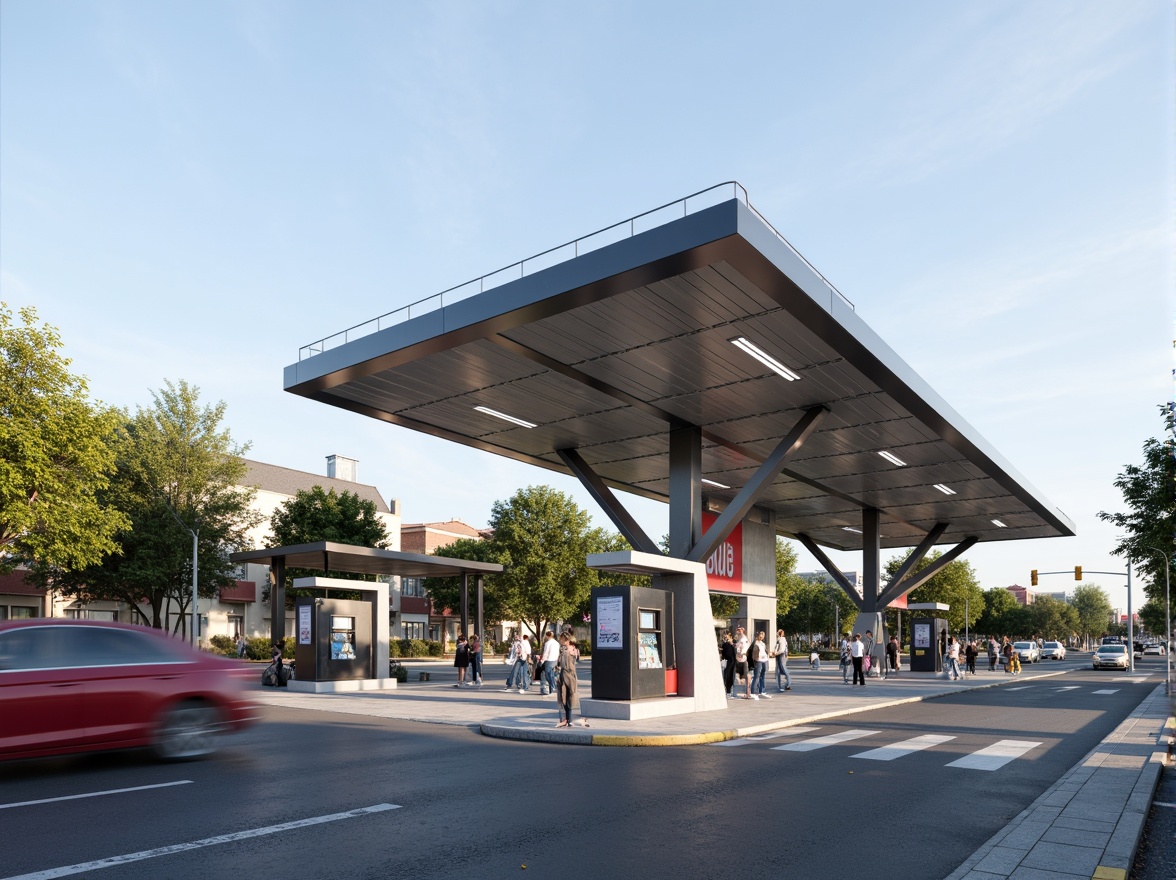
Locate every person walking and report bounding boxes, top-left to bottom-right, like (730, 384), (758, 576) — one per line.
(945, 635), (961, 680)
(720, 632), (737, 698)
(887, 635), (900, 676)
(467, 634), (483, 686)
(964, 639), (978, 676)
(772, 629), (792, 692)
(849, 633), (866, 686)
(751, 631), (771, 699)
(453, 634), (470, 687)
(554, 633), (580, 727)
(809, 647), (821, 670)
(539, 630), (559, 696)
(503, 633), (529, 691)
(840, 642), (852, 683)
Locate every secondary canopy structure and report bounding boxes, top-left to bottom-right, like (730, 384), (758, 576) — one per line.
(230, 541), (503, 645)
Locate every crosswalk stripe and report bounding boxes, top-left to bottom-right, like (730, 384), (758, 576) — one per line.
(1092, 689), (1119, 695)
(771, 729), (879, 752)
(1052, 686), (1080, 691)
(713, 727), (821, 746)
(850, 734), (955, 761)
(1006, 686), (1033, 691)
(946, 739), (1041, 771)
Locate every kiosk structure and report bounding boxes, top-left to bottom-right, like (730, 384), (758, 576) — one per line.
(280, 182), (1075, 718)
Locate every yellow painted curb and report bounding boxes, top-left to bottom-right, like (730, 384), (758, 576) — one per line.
(591, 730), (733, 747)
(1092, 867), (1126, 880)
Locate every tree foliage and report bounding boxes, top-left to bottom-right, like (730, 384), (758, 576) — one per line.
(975, 586), (1021, 637)
(0, 303), (128, 573)
(1098, 404), (1175, 632)
(1070, 584), (1114, 646)
(780, 576), (855, 644)
(267, 486), (389, 593)
(1026, 595), (1079, 641)
(886, 550), (984, 633)
(50, 381), (260, 633)
(774, 539), (807, 619)
(424, 536), (509, 625)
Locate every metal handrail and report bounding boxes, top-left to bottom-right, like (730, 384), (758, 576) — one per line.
(299, 181), (855, 361)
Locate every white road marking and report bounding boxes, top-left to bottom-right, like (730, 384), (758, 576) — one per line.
(772, 729), (879, 752)
(946, 740), (1041, 771)
(0, 781), (193, 811)
(713, 726), (820, 746)
(1006, 686), (1033, 691)
(0, 803), (401, 880)
(1092, 689), (1119, 695)
(850, 734), (956, 761)
(1051, 686), (1080, 691)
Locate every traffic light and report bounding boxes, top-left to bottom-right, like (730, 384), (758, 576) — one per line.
(1075, 566), (1082, 581)
(1031, 569), (1038, 586)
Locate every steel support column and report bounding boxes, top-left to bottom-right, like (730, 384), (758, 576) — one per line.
(476, 575), (484, 641)
(668, 425), (702, 560)
(270, 555), (286, 645)
(878, 536), (979, 606)
(861, 508), (881, 612)
(557, 447), (660, 555)
(460, 572), (469, 638)
(795, 533), (862, 609)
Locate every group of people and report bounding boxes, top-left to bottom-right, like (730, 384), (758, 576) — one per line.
(492, 629), (586, 728)
(837, 631), (900, 684)
(719, 626), (794, 700)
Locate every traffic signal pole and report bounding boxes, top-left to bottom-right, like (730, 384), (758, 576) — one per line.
(1032, 565), (1134, 672)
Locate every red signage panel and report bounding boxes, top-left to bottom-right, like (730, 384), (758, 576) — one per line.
(702, 512), (743, 594)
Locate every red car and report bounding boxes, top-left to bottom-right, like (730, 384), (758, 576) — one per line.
(0, 619), (257, 761)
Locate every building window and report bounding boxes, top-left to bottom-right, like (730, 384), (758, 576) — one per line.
(402, 621), (426, 639)
(402, 577), (427, 598)
(6, 606), (38, 619)
(64, 608), (117, 621)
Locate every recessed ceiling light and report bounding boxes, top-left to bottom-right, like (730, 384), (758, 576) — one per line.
(933, 483), (957, 495)
(473, 406), (537, 429)
(730, 337), (800, 381)
(842, 526), (862, 534)
(992, 519), (1007, 528)
(701, 478), (730, 489)
(878, 450), (906, 467)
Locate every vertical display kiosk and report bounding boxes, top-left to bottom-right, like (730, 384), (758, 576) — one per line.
(294, 596), (374, 682)
(908, 616), (947, 673)
(590, 585), (675, 700)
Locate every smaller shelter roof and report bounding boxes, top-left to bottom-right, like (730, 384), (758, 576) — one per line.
(230, 541), (502, 579)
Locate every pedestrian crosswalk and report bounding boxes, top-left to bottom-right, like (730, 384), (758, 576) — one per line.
(714, 726), (1044, 770)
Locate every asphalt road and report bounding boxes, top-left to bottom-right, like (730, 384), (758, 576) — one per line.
(0, 656), (1165, 880)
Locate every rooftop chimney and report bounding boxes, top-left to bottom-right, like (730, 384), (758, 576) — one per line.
(326, 455), (358, 482)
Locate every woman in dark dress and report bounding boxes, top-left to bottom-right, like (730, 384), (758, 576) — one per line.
(453, 635), (470, 687)
(719, 632), (736, 698)
(555, 633), (583, 728)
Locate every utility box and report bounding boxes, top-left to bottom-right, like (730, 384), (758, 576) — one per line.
(590, 585), (675, 700)
(294, 597), (374, 682)
(909, 616), (947, 673)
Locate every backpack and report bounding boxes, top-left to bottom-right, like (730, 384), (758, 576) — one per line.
(748, 642), (760, 663)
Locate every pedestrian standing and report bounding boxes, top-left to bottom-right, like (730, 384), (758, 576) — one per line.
(864, 629), (878, 678)
(850, 633), (866, 686)
(772, 629), (792, 692)
(453, 634), (470, 687)
(734, 627), (752, 699)
(987, 636), (999, 672)
(467, 634), (483, 686)
(751, 631), (771, 699)
(964, 640), (977, 676)
(539, 630), (559, 696)
(946, 636), (961, 680)
(237, 632), (248, 658)
(720, 633), (737, 698)
(840, 643), (852, 683)
(887, 635), (900, 675)
(554, 632), (585, 728)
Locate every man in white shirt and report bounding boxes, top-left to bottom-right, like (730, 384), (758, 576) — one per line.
(539, 630), (560, 695)
(849, 632), (866, 686)
(772, 629), (792, 692)
(734, 627), (751, 699)
(945, 635), (961, 681)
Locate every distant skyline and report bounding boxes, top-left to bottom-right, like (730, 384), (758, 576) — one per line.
(2, 1), (1172, 613)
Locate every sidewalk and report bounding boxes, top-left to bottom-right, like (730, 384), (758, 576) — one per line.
(252, 663), (1173, 880)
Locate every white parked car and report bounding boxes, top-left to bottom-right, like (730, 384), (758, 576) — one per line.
(1142, 643), (1166, 656)
(1013, 641), (1040, 663)
(1042, 641), (1066, 660)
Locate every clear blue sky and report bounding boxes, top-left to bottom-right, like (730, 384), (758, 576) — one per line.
(2, 1), (1172, 611)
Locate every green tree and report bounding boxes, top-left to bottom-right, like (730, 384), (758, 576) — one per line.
(267, 486), (389, 595)
(0, 303), (128, 574)
(885, 551), (984, 633)
(1098, 404), (1175, 634)
(484, 485), (609, 639)
(52, 381), (260, 633)
(774, 539), (807, 620)
(781, 578), (853, 647)
(1070, 584), (1114, 648)
(975, 586), (1021, 637)
(424, 535), (509, 626)
(1026, 595), (1079, 641)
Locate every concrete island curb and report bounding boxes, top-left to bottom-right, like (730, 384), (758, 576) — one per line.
(477, 669), (1070, 747)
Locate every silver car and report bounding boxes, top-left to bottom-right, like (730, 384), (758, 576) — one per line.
(1092, 644), (1129, 670)
(1042, 641), (1066, 660)
(1013, 641), (1040, 663)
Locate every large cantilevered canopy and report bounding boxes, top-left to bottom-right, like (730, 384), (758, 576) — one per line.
(231, 542), (503, 579)
(283, 183), (1074, 555)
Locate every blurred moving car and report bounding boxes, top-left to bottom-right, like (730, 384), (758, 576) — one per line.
(1092, 643), (1130, 670)
(0, 619), (257, 761)
(1142, 643), (1166, 656)
(1013, 641), (1040, 663)
(1042, 641), (1066, 660)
